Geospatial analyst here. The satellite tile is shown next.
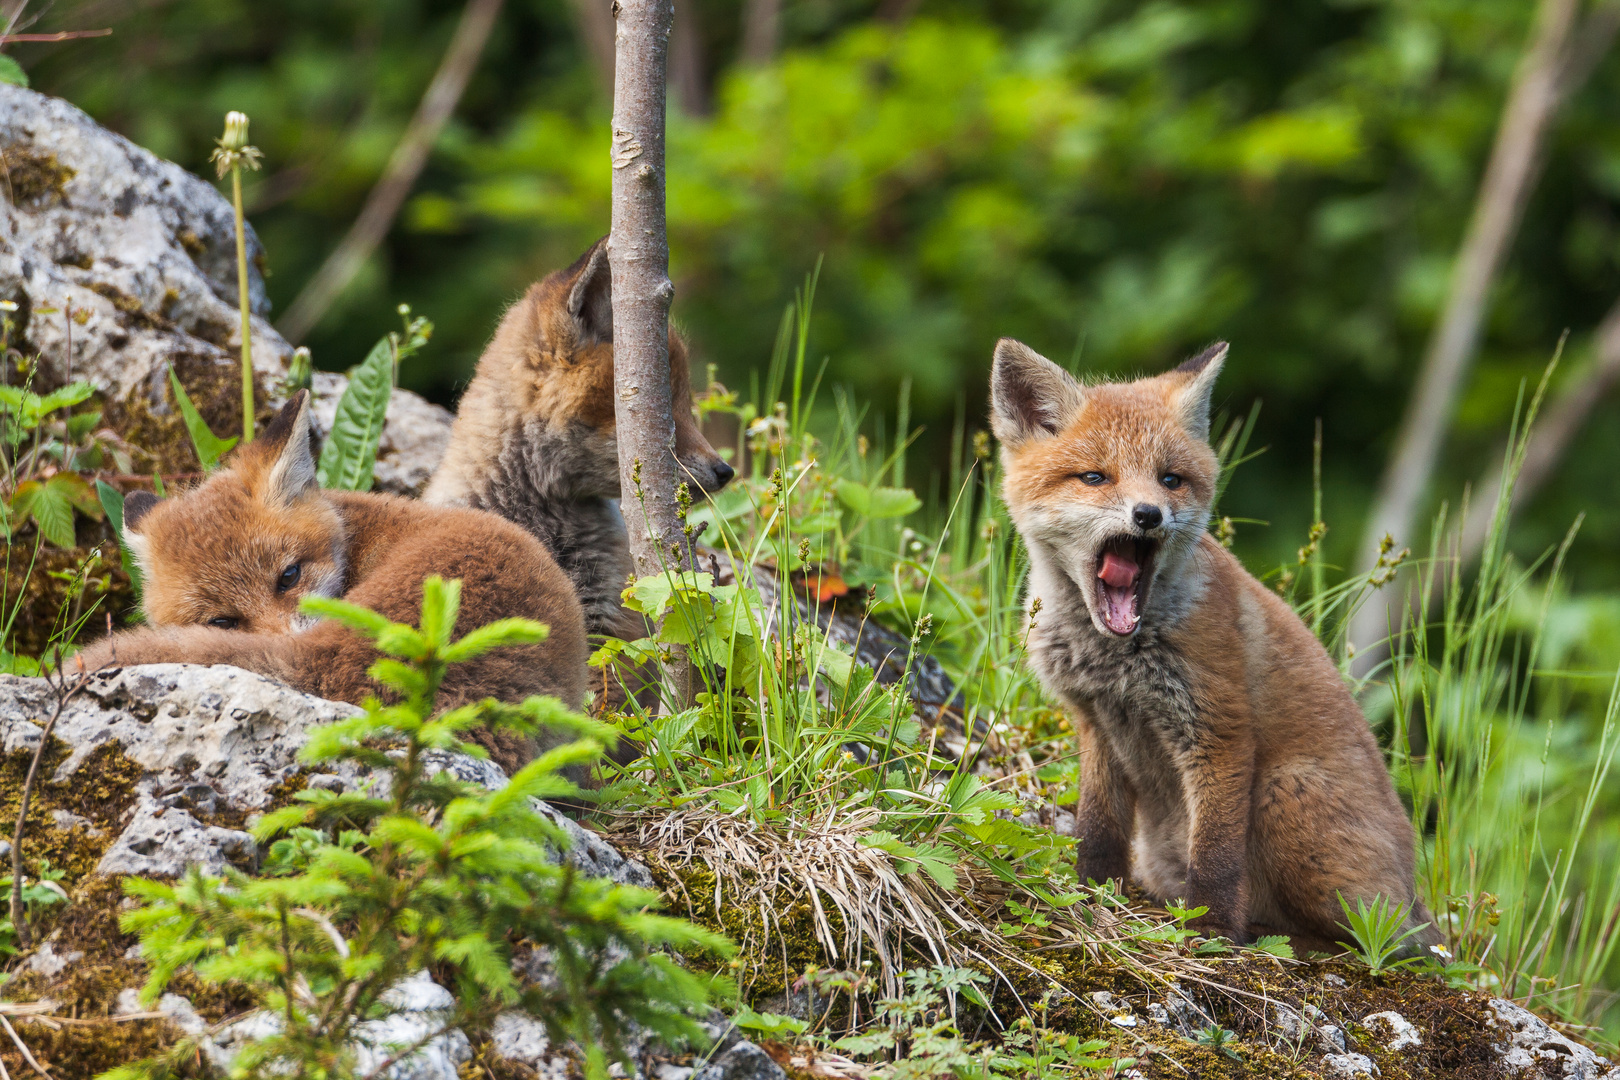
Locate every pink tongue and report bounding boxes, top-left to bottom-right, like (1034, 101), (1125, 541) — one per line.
(1098, 552), (1139, 589)
(1097, 552), (1141, 635)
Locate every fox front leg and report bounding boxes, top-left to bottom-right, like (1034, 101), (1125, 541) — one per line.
(1179, 736), (1256, 943)
(1074, 719), (1135, 889)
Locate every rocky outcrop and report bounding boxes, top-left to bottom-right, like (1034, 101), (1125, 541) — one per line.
(0, 664), (773, 1077)
(0, 84), (451, 492)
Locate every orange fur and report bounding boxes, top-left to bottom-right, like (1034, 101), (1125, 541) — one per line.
(991, 338), (1434, 953)
(78, 392), (588, 774)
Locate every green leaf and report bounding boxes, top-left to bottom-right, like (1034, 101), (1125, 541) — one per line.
(0, 55), (27, 88)
(835, 480), (920, 520)
(65, 410), (102, 443)
(36, 383), (94, 415)
(10, 478), (74, 548)
(316, 332), (395, 491)
(168, 368), (237, 471)
(97, 481), (143, 602)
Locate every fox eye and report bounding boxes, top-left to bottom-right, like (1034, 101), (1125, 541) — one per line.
(1161, 473), (1183, 490)
(208, 616), (239, 630)
(1076, 472), (1108, 486)
(277, 563), (302, 592)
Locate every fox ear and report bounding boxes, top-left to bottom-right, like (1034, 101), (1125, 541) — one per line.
(990, 338), (1085, 447)
(259, 390), (318, 507)
(122, 491), (158, 533)
(1169, 341), (1227, 442)
(565, 236), (613, 346)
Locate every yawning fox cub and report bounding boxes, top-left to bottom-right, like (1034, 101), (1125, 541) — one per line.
(77, 391), (588, 773)
(990, 338), (1434, 950)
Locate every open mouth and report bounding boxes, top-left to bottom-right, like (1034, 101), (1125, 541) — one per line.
(1094, 535), (1158, 636)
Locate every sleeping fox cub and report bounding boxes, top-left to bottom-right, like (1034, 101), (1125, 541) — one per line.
(990, 338), (1435, 952)
(77, 390), (588, 773)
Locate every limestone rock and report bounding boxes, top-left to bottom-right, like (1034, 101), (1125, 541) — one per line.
(1322, 1052), (1379, 1077)
(0, 84), (450, 494)
(206, 971), (471, 1080)
(693, 1041), (787, 1080)
(1488, 997), (1618, 1079)
(1362, 1010), (1421, 1052)
(97, 794), (254, 877)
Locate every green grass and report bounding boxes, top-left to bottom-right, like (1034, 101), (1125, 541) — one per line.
(606, 295), (1620, 1044)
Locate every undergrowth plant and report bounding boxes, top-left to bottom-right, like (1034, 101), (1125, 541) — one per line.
(108, 576), (730, 1080)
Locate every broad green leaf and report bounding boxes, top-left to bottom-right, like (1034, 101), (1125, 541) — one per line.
(65, 410), (102, 442)
(834, 479), (920, 520)
(0, 55), (27, 88)
(36, 382), (94, 415)
(316, 332), (395, 491)
(51, 472), (103, 518)
(168, 368), (237, 471)
(865, 485), (922, 519)
(97, 480), (143, 602)
(10, 479), (73, 547)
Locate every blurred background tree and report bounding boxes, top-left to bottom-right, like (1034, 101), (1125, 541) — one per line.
(12, 0), (1620, 586)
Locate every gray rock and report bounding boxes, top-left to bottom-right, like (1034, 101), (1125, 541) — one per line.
(491, 1012), (572, 1080)
(207, 971), (470, 1080)
(309, 371), (452, 495)
(0, 664), (355, 812)
(693, 1041), (785, 1080)
(26, 941), (82, 978)
(97, 794), (254, 877)
(1322, 1052), (1379, 1077)
(1488, 997), (1618, 1079)
(1363, 1010), (1421, 1052)
(0, 85), (449, 494)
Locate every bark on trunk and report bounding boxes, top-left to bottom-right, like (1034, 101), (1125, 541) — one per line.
(740, 0), (780, 64)
(610, 0), (693, 705)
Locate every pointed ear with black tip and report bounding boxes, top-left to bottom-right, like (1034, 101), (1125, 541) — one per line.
(260, 390), (318, 507)
(566, 236), (614, 346)
(122, 491), (159, 533)
(989, 338), (1086, 448)
(1168, 341), (1228, 443)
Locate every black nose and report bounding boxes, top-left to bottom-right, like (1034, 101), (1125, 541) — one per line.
(1132, 503), (1163, 530)
(711, 460), (735, 489)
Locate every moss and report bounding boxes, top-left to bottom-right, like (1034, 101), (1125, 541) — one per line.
(2, 536), (138, 659)
(650, 858), (840, 1001)
(0, 146), (75, 207)
(103, 353), (272, 479)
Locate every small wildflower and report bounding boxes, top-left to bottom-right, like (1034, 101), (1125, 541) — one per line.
(210, 111), (263, 178)
(972, 430), (991, 459)
(1429, 944), (1453, 962)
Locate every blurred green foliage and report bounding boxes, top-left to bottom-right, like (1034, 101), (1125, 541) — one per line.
(14, 0), (1620, 581)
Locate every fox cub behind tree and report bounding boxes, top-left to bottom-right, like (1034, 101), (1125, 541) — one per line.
(990, 338), (1434, 950)
(78, 390), (588, 774)
(424, 237), (734, 649)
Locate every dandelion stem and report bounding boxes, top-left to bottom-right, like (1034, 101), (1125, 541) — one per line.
(232, 165), (252, 442)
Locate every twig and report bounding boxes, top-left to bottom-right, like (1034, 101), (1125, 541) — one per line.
(10, 652), (92, 949)
(1454, 291), (1620, 567)
(0, 1015), (47, 1079)
(277, 0), (505, 344)
(1349, 0), (1611, 663)
(0, 28), (109, 42)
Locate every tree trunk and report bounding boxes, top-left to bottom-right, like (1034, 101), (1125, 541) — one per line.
(278, 0), (506, 344)
(610, 0), (693, 706)
(740, 0), (780, 64)
(569, 0), (616, 96)
(1348, 0), (1586, 665)
(671, 0), (708, 115)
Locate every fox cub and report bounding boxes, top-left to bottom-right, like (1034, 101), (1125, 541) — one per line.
(990, 338), (1434, 950)
(424, 237), (734, 649)
(78, 390), (588, 774)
